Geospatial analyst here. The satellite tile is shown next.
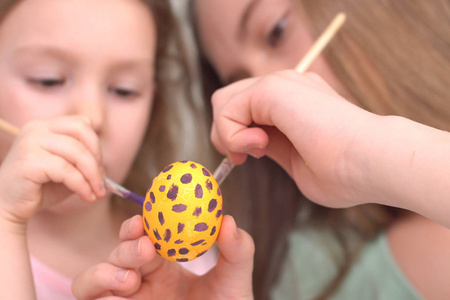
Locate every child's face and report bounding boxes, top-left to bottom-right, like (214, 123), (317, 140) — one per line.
(196, 0), (308, 84)
(0, 0), (156, 189)
(195, 0), (345, 94)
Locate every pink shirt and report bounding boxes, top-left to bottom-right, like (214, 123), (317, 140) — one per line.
(30, 247), (217, 299)
(30, 256), (75, 300)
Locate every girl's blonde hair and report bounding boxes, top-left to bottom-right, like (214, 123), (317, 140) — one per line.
(122, 0), (215, 217)
(300, 0), (450, 129)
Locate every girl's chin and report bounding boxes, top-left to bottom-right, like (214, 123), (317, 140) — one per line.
(44, 194), (110, 216)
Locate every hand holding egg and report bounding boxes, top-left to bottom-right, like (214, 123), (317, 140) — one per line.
(142, 161), (223, 262)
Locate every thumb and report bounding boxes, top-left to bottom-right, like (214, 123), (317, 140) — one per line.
(213, 215), (255, 299)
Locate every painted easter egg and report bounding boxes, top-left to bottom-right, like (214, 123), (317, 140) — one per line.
(142, 160), (223, 262)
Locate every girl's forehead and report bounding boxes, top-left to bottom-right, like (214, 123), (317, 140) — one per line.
(0, 0), (156, 59)
(1, 0), (155, 40)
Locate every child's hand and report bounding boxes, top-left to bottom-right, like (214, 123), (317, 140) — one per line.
(0, 116), (106, 226)
(72, 214), (255, 300)
(210, 70), (379, 208)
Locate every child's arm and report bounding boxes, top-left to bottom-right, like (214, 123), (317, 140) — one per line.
(0, 116), (106, 298)
(210, 70), (450, 228)
(72, 214), (254, 300)
(0, 218), (36, 299)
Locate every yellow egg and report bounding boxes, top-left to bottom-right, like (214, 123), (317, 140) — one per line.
(142, 160), (223, 262)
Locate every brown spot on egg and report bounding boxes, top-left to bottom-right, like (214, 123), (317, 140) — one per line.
(197, 251), (207, 257)
(158, 212), (165, 225)
(159, 185), (165, 192)
(153, 229), (162, 240)
(177, 223), (185, 234)
(191, 239), (205, 246)
(208, 199), (218, 212)
(145, 202), (152, 212)
(180, 173), (192, 184)
(172, 204), (187, 213)
(167, 249), (176, 257)
(167, 184), (178, 200)
(194, 223), (208, 232)
(193, 207), (202, 217)
(164, 229), (171, 243)
(162, 165), (173, 172)
(150, 192), (155, 203)
(179, 248), (189, 255)
(177, 258), (189, 262)
(202, 168), (211, 177)
(195, 184), (203, 198)
(205, 179), (213, 192)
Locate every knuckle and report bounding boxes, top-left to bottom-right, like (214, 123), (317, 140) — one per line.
(91, 263), (111, 280)
(211, 88), (226, 107)
(305, 71), (325, 83)
(74, 116), (92, 132)
(275, 69), (296, 78)
(20, 120), (46, 137)
(56, 161), (78, 183)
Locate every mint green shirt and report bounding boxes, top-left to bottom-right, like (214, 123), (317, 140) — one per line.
(270, 229), (424, 300)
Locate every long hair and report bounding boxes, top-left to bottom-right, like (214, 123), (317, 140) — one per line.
(117, 0), (216, 218)
(298, 0), (450, 129)
(191, 0), (450, 299)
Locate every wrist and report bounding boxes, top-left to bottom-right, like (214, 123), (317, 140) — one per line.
(348, 115), (439, 209)
(338, 113), (394, 206)
(0, 209), (28, 238)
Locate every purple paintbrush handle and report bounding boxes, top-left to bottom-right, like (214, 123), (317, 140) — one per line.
(103, 176), (145, 206)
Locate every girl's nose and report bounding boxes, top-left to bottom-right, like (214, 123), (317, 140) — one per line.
(70, 85), (105, 134)
(249, 59), (293, 77)
(246, 50), (300, 77)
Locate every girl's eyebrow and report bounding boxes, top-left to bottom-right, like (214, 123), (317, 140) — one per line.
(237, 0), (261, 42)
(13, 45), (76, 62)
(13, 45), (154, 70)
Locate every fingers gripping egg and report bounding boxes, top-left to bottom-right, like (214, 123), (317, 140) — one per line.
(142, 161), (223, 262)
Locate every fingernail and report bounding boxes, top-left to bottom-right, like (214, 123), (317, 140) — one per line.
(248, 148), (266, 159)
(126, 218), (132, 234)
(231, 217), (239, 240)
(99, 183), (106, 196)
(82, 116), (92, 126)
(134, 237), (143, 256)
(115, 269), (130, 283)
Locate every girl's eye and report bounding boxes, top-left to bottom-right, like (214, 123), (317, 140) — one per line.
(109, 87), (138, 98)
(29, 78), (65, 87)
(267, 16), (287, 47)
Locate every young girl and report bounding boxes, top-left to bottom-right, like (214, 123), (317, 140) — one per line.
(74, 0), (450, 299)
(190, 0), (450, 299)
(0, 0), (221, 298)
